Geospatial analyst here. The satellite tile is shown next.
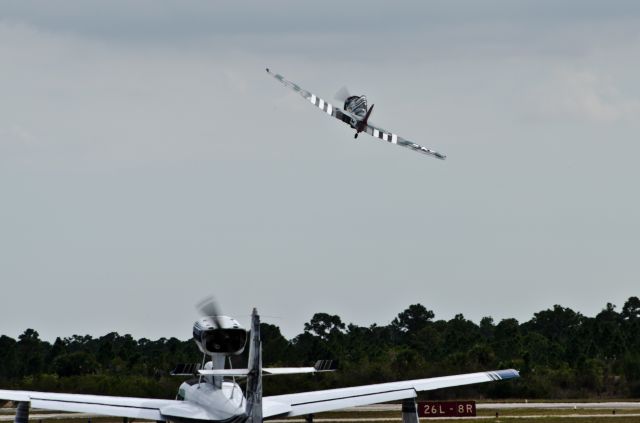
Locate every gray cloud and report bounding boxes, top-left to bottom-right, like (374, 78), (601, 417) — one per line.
(1, 1), (639, 341)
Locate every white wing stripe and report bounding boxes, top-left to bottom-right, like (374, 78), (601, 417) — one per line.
(310, 94), (316, 104)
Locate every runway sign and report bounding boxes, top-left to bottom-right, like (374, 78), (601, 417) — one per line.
(418, 401), (476, 418)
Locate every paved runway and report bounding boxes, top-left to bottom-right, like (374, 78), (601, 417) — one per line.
(2, 403), (640, 421)
(271, 416), (640, 422)
(350, 402), (640, 411)
(3, 414), (640, 422)
(0, 413), (97, 422)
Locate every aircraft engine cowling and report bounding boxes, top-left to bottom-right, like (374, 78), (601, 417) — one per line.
(193, 316), (247, 355)
(344, 95), (368, 118)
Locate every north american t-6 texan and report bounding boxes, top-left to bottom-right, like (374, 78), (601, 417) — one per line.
(0, 301), (519, 423)
(266, 68), (447, 160)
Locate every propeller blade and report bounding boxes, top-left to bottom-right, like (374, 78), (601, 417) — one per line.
(196, 296), (224, 328)
(334, 86), (352, 103)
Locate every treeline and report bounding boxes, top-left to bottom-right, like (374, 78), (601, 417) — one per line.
(1, 297), (640, 400)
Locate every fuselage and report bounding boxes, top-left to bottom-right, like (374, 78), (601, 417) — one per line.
(167, 380), (246, 423)
(344, 95), (368, 129)
(164, 314), (250, 423)
(161, 309), (260, 423)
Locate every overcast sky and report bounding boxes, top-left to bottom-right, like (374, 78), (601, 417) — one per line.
(1, 1), (640, 341)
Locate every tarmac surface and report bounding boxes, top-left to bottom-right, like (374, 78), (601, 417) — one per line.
(351, 403), (640, 411)
(2, 403), (640, 421)
(269, 416), (640, 422)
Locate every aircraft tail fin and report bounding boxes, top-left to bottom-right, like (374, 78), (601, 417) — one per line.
(356, 104), (374, 134)
(245, 308), (263, 423)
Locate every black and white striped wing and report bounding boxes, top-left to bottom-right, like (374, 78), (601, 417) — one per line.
(266, 68), (355, 128)
(365, 123), (447, 160)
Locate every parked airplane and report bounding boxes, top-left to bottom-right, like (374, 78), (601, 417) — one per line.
(266, 68), (447, 160)
(0, 304), (518, 423)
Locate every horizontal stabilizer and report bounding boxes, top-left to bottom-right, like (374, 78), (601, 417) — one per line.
(198, 369), (250, 377)
(170, 363), (202, 376)
(263, 367), (315, 375)
(198, 361), (336, 377)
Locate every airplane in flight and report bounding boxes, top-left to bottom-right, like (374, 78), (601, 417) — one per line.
(266, 68), (447, 160)
(0, 302), (518, 423)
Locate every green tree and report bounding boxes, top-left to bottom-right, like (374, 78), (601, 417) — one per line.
(492, 318), (520, 363)
(53, 351), (99, 377)
(261, 323), (291, 365)
(479, 316), (495, 341)
(391, 304), (434, 334)
(0, 335), (17, 379)
(524, 305), (582, 344)
(304, 313), (345, 341)
(17, 329), (49, 376)
(622, 296), (640, 321)
(593, 303), (625, 360)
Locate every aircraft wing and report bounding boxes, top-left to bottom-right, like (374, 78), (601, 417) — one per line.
(364, 122), (446, 160)
(0, 390), (217, 421)
(262, 368), (519, 418)
(266, 68), (354, 127)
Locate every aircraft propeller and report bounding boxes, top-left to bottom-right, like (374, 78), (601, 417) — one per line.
(196, 296), (224, 329)
(334, 86), (352, 103)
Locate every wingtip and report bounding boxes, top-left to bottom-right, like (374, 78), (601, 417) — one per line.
(496, 369), (520, 380)
(313, 360), (338, 371)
